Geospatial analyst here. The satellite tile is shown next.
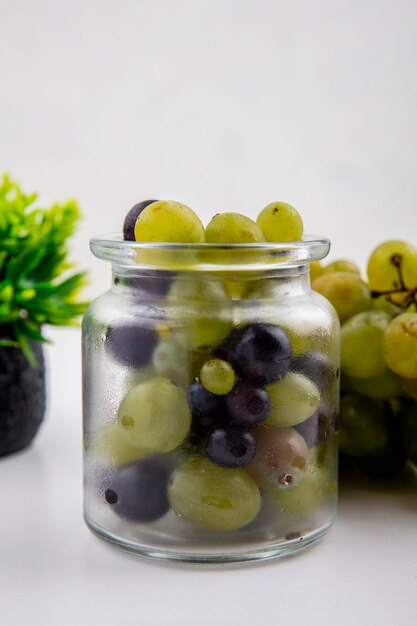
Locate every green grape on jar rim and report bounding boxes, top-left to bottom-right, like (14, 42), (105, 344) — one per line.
(134, 246), (200, 270)
(205, 212), (266, 244)
(383, 313), (417, 378)
(340, 310), (391, 379)
(134, 200), (205, 243)
(265, 372), (321, 428)
(167, 277), (233, 351)
(256, 201), (304, 242)
(312, 271), (373, 323)
(117, 377), (191, 454)
(323, 259), (361, 275)
(367, 240), (417, 293)
(168, 457), (261, 532)
(90, 422), (149, 467)
(200, 359), (236, 395)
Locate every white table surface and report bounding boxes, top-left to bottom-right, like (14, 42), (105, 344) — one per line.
(0, 328), (416, 626)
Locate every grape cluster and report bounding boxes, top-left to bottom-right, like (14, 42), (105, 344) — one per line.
(122, 198), (304, 244)
(312, 240), (417, 478)
(88, 198), (338, 534)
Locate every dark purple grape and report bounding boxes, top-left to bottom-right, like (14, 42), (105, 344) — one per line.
(291, 352), (336, 392)
(104, 459), (170, 522)
(106, 323), (158, 367)
(187, 381), (227, 435)
(213, 327), (246, 361)
(191, 413), (225, 436)
(229, 323), (292, 386)
(123, 199), (158, 241)
(187, 381), (224, 417)
(205, 428), (256, 468)
(294, 404), (335, 447)
(225, 382), (271, 428)
(118, 272), (173, 297)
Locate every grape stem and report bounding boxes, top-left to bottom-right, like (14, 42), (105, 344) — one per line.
(390, 254), (406, 291)
(370, 254), (417, 311)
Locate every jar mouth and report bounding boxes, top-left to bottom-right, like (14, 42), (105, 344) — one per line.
(90, 234), (330, 272)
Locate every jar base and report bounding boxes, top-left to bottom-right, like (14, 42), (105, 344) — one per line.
(84, 514), (336, 564)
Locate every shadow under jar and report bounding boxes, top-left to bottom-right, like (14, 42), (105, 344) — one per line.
(83, 236), (340, 563)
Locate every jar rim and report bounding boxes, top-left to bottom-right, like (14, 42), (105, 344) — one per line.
(90, 233), (331, 272)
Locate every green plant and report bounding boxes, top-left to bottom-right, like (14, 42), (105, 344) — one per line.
(0, 173), (88, 364)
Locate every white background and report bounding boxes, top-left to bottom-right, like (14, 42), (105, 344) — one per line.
(1, 1), (417, 625)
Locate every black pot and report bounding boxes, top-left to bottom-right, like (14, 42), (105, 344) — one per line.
(0, 338), (46, 457)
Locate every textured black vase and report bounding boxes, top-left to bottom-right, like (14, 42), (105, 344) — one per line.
(0, 339), (46, 457)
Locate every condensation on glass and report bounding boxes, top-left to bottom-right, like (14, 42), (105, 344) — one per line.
(83, 237), (340, 563)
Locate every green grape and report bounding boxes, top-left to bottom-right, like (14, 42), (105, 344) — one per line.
(134, 246), (200, 270)
(271, 464), (336, 516)
(310, 261), (324, 282)
(118, 377), (191, 453)
(247, 426), (310, 493)
(168, 457), (261, 531)
(383, 313), (417, 378)
(340, 372), (353, 393)
(127, 365), (158, 387)
(242, 277), (282, 301)
(134, 200), (205, 243)
(323, 259), (361, 275)
(265, 372), (321, 428)
(312, 272), (372, 323)
(339, 394), (389, 457)
(225, 281), (246, 299)
(352, 397), (406, 479)
(256, 201), (303, 242)
(190, 348), (214, 380)
(152, 338), (191, 387)
(200, 359), (235, 395)
(345, 369), (403, 400)
(367, 240), (417, 292)
(400, 377), (417, 400)
(372, 296), (401, 317)
(90, 422), (149, 466)
(205, 213), (266, 244)
(310, 434), (339, 473)
(167, 277), (233, 351)
(250, 298), (340, 358)
(341, 311), (391, 379)
(285, 320), (338, 359)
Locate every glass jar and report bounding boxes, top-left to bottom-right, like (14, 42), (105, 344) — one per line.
(83, 236), (340, 563)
